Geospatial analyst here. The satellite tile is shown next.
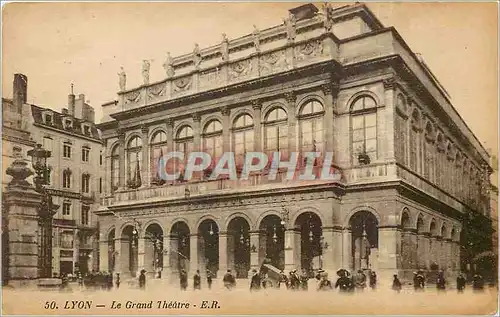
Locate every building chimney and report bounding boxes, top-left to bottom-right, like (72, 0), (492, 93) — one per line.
(68, 83), (75, 116)
(13, 74), (28, 108)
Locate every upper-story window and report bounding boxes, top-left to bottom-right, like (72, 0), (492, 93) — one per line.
(175, 126), (194, 179)
(127, 136), (143, 188)
(81, 173), (90, 193)
(409, 108), (421, 172)
(44, 113), (53, 125)
(298, 100), (324, 165)
(42, 136), (53, 152)
(99, 151), (103, 166)
(264, 107), (288, 160)
(63, 142), (72, 159)
(81, 146), (90, 162)
(350, 96), (377, 165)
(203, 120), (223, 166)
(64, 118), (73, 129)
(81, 205), (90, 225)
(82, 124), (91, 136)
(62, 168), (72, 188)
(232, 114), (254, 168)
(62, 201), (71, 216)
(150, 130), (168, 182)
(110, 145), (120, 192)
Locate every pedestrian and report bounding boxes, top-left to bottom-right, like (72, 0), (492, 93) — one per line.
(206, 270), (213, 290)
(317, 272), (333, 291)
(115, 273), (120, 289)
(223, 269), (236, 290)
(456, 272), (466, 293)
(278, 270), (289, 289)
(354, 270), (367, 291)
(107, 272), (113, 290)
(289, 269), (300, 290)
(436, 270), (446, 291)
(262, 273), (272, 289)
(250, 269), (261, 291)
(335, 270), (352, 293)
(472, 274), (484, 292)
(299, 268), (309, 291)
(392, 274), (402, 293)
(193, 269), (201, 290)
(180, 269), (188, 291)
(369, 271), (377, 290)
(139, 269), (146, 290)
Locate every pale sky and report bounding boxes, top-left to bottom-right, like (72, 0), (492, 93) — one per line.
(2, 2), (498, 158)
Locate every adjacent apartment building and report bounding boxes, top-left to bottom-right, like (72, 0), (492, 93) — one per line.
(3, 74), (104, 276)
(95, 3), (493, 283)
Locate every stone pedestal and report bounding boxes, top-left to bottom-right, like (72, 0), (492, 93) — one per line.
(162, 235), (171, 279)
(249, 231), (260, 273)
(377, 227), (400, 287)
(3, 157), (42, 285)
(284, 229), (298, 272)
(189, 234), (198, 274)
(217, 232), (228, 277)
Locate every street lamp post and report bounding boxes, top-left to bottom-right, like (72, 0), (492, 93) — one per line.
(27, 143), (59, 278)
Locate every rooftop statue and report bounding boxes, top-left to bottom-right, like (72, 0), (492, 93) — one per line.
(163, 52), (175, 78)
(284, 13), (297, 42)
(322, 2), (333, 31)
(252, 25), (260, 52)
(221, 33), (229, 62)
(142, 60), (150, 85)
(118, 67), (126, 91)
(193, 43), (202, 69)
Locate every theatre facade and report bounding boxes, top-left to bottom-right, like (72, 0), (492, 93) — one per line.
(96, 3), (492, 282)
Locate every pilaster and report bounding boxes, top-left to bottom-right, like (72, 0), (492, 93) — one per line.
(285, 92), (297, 157)
(252, 101), (262, 153)
(189, 234), (199, 274)
(140, 125), (149, 187)
(117, 128), (126, 189)
(221, 107), (230, 153)
(218, 232), (228, 276)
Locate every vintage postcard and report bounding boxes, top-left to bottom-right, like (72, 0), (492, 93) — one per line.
(1, 1), (498, 315)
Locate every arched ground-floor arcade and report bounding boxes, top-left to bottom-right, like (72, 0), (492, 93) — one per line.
(97, 186), (463, 285)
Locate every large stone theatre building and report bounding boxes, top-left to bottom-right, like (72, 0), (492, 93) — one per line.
(96, 3), (492, 283)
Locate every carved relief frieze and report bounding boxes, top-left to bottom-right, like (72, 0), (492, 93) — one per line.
(124, 90), (142, 104)
(147, 83), (166, 100)
(173, 76), (192, 94)
(199, 68), (222, 87)
(228, 60), (253, 81)
(294, 40), (324, 62)
(259, 50), (289, 75)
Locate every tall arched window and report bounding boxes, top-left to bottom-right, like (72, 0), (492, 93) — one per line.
(150, 130), (168, 184)
(395, 94), (408, 165)
(299, 100), (324, 165)
(423, 122), (434, 181)
(351, 96), (377, 164)
(110, 145), (120, 192)
(175, 125), (194, 179)
(436, 133), (445, 187)
(232, 114), (254, 168)
(127, 136), (142, 188)
(410, 108), (421, 172)
(264, 107), (288, 160)
(203, 120), (223, 165)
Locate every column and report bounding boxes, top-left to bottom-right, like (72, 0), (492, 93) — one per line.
(330, 226), (343, 271)
(162, 235), (171, 279)
(407, 229), (418, 271)
(140, 124), (149, 187)
(320, 227), (336, 276)
(218, 232), (228, 277)
(422, 232), (431, 269)
(284, 228), (298, 272)
(137, 237), (146, 274)
(285, 92), (297, 157)
(341, 228), (351, 269)
(383, 78), (396, 160)
(189, 234), (199, 274)
(322, 83), (336, 154)
(166, 118), (174, 151)
(249, 231), (260, 274)
(192, 113), (202, 180)
(252, 101), (262, 152)
(221, 107), (230, 153)
(99, 239), (109, 272)
(114, 238), (124, 274)
(377, 226), (400, 286)
(117, 128), (126, 189)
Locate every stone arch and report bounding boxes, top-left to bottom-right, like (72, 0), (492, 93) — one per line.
(105, 225), (116, 239)
(107, 140), (121, 157)
(140, 219), (166, 237)
(262, 101), (288, 120)
(173, 122), (193, 139)
(450, 227), (458, 242)
(401, 208), (411, 229)
(168, 217), (193, 233)
(125, 132), (142, 148)
(195, 214), (222, 231)
(343, 205), (382, 227)
(148, 127), (168, 144)
(396, 93), (408, 113)
(229, 107), (254, 124)
(429, 218), (438, 236)
(295, 94), (325, 116)
(201, 113), (223, 131)
(345, 90), (381, 112)
(224, 212), (255, 232)
(415, 213), (425, 232)
(440, 223), (449, 239)
(118, 221), (141, 238)
(290, 206), (327, 229)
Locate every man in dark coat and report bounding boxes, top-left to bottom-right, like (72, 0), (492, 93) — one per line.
(369, 271), (377, 290)
(456, 272), (466, 293)
(354, 270), (367, 291)
(278, 271), (289, 289)
(223, 269), (236, 290)
(193, 269), (201, 290)
(472, 274), (485, 292)
(138, 270), (146, 289)
(335, 271), (353, 293)
(250, 269), (261, 291)
(115, 273), (120, 289)
(392, 274), (402, 293)
(436, 270), (446, 291)
(317, 272), (333, 291)
(289, 270), (300, 290)
(180, 269), (188, 291)
(206, 270), (213, 290)
(299, 269), (309, 291)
